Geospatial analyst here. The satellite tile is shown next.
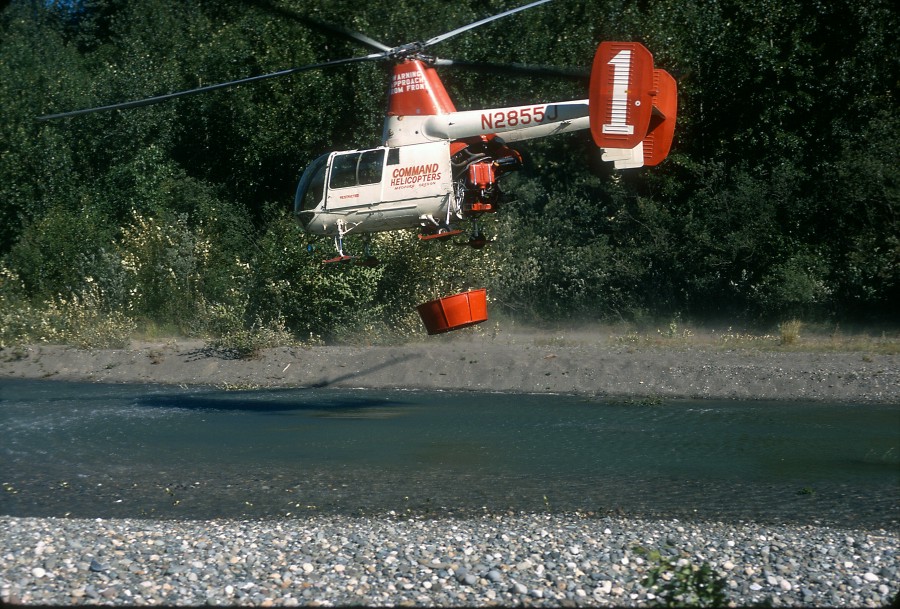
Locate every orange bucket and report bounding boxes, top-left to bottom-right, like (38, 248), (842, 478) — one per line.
(417, 289), (488, 335)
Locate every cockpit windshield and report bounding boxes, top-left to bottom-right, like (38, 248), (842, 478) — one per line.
(293, 153), (328, 227)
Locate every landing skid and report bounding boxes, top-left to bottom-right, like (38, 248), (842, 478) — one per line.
(322, 255), (354, 264)
(323, 225), (382, 265)
(322, 255), (380, 266)
(419, 229), (463, 241)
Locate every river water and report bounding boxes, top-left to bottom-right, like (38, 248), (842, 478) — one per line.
(1, 380), (897, 528)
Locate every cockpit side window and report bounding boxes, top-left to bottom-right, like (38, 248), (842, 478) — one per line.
(329, 153), (359, 189)
(328, 148), (386, 190)
(302, 165), (326, 211)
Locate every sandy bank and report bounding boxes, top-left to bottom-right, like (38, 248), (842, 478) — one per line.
(2, 330), (897, 402)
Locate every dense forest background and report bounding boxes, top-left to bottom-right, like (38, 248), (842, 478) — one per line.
(0, 0), (897, 346)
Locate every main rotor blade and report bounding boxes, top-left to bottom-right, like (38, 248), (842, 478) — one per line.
(246, 0), (392, 52)
(423, 0), (552, 49)
(250, 0), (549, 55)
(433, 57), (588, 80)
(305, 17), (392, 52)
(37, 53), (384, 121)
(37, 0), (555, 121)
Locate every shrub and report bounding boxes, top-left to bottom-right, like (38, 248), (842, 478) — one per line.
(118, 210), (205, 329)
(244, 212), (385, 340)
(205, 315), (295, 359)
(638, 547), (728, 608)
(0, 271), (135, 349)
(779, 319), (803, 345)
(6, 205), (122, 303)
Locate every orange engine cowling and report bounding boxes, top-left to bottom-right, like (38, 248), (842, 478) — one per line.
(468, 162), (495, 190)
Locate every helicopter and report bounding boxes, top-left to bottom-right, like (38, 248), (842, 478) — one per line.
(38, 0), (676, 332)
(290, 7), (677, 263)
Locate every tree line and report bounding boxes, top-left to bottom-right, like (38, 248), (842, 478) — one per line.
(0, 0), (897, 346)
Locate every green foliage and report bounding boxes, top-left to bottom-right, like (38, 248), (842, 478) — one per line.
(204, 315), (295, 360)
(7, 205), (119, 300)
(823, 109), (900, 318)
(0, 0), (897, 346)
(118, 210), (206, 327)
(243, 210), (384, 340)
(638, 547), (729, 608)
(242, 210), (495, 343)
(0, 266), (135, 349)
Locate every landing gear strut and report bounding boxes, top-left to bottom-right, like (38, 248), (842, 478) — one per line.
(467, 220), (489, 249)
(323, 226), (381, 266)
(357, 236), (380, 267)
(322, 220), (353, 263)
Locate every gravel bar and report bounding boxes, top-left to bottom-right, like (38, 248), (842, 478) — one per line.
(2, 513), (897, 607)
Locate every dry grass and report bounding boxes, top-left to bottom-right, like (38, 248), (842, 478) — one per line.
(512, 320), (900, 355)
(616, 323), (900, 354)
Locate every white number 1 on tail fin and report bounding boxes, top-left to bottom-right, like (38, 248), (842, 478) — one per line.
(589, 41), (654, 151)
(601, 50), (635, 136)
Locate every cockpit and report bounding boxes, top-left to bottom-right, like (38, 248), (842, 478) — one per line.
(294, 148), (393, 229)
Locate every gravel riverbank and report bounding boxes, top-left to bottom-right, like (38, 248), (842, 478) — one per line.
(1, 513), (897, 607)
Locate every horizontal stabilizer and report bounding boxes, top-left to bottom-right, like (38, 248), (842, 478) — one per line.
(640, 69), (677, 166)
(602, 142), (645, 169)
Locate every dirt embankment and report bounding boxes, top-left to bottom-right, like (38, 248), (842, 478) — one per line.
(2, 329), (898, 403)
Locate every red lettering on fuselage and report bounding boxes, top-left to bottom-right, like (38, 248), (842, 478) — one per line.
(480, 104), (559, 131)
(391, 163), (439, 178)
(389, 163), (442, 188)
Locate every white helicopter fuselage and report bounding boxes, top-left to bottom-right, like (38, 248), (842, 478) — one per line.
(296, 99), (591, 239)
(298, 140), (455, 237)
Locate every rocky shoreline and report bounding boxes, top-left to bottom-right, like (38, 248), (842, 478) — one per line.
(2, 513), (898, 607)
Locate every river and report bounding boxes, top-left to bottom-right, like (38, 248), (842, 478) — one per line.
(1, 380), (897, 528)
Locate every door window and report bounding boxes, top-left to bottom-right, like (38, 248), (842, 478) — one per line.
(329, 149), (385, 189)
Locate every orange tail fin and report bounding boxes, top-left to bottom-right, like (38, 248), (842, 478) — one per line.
(589, 41), (677, 166)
